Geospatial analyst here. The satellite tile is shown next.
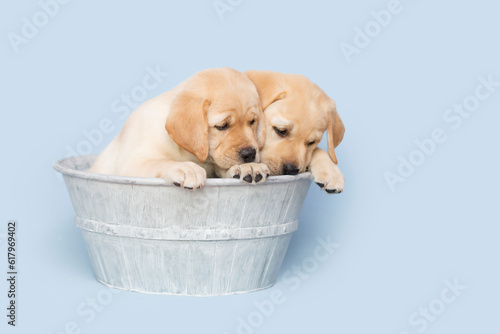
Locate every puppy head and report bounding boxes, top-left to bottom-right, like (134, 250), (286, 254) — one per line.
(165, 68), (265, 169)
(245, 70), (344, 175)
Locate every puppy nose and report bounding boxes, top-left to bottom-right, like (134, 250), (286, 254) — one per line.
(239, 147), (256, 163)
(282, 164), (300, 175)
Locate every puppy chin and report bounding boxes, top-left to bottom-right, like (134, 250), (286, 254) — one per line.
(261, 159), (281, 176)
(211, 156), (240, 170)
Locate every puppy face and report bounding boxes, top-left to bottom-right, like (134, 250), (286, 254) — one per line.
(165, 68), (265, 169)
(245, 71), (344, 175)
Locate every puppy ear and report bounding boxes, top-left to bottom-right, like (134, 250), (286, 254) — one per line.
(256, 108), (266, 149)
(245, 70), (287, 110)
(165, 91), (211, 162)
(325, 98), (345, 164)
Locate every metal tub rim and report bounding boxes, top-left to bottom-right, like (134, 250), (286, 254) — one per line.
(53, 155), (311, 187)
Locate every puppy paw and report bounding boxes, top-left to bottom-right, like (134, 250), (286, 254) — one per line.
(227, 163), (270, 184)
(312, 165), (345, 194)
(162, 161), (207, 190)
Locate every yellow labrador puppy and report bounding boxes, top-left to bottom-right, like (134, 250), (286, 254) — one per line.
(245, 70), (345, 194)
(91, 68), (270, 189)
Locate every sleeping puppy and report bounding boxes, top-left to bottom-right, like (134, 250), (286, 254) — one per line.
(90, 68), (270, 189)
(245, 70), (345, 194)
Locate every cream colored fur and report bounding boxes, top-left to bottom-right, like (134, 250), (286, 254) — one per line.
(245, 70), (345, 193)
(90, 68), (269, 189)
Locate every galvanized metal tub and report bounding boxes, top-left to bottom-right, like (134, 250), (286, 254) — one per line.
(54, 155), (312, 296)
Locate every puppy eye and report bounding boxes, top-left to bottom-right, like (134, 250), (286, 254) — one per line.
(215, 123), (229, 131)
(306, 140), (316, 147)
(273, 127), (288, 137)
(249, 119), (256, 126)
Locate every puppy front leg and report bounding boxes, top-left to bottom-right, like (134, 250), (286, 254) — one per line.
(308, 148), (345, 194)
(140, 159), (207, 190)
(214, 163), (270, 184)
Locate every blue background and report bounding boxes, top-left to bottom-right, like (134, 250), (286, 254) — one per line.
(2, 0), (499, 333)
